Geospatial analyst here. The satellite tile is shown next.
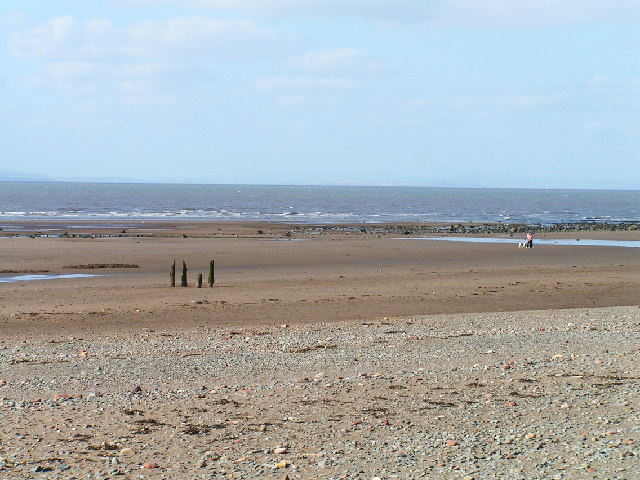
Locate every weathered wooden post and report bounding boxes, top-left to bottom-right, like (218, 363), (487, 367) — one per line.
(208, 260), (215, 287)
(170, 260), (176, 287)
(181, 261), (187, 287)
(197, 273), (203, 288)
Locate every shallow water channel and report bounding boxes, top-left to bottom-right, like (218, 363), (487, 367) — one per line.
(0, 273), (106, 283)
(401, 237), (640, 248)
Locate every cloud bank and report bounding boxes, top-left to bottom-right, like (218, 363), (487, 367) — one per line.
(173, 0), (640, 26)
(9, 15), (298, 61)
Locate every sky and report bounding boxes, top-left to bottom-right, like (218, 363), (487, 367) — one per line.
(1, 1), (639, 188)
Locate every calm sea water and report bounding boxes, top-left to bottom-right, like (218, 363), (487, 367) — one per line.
(0, 182), (638, 225)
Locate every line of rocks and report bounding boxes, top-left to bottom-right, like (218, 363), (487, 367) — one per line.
(327, 222), (640, 236)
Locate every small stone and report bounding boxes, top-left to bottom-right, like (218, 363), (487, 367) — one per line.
(274, 447), (288, 454)
(142, 462), (158, 469)
(509, 401), (517, 407)
(196, 458), (206, 468)
(276, 460), (290, 468)
(119, 448), (134, 457)
(131, 385), (142, 393)
(53, 394), (72, 400)
(446, 440), (457, 446)
(560, 402), (570, 409)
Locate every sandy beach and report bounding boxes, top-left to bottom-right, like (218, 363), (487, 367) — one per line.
(1, 220), (639, 338)
(1, 221), (640, 478)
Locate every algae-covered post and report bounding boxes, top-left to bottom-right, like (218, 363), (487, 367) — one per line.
(181, 261), (187, 287)
(208, 260), (215, 287)
(170, 260), (176, 287)
(197, 273), (202, 288)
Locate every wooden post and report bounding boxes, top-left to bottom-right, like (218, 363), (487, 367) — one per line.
(181, 261), (187, 287)
(170, 260), (176, 287)
(208, 260), (215, 287)
(197, 273), (202, 288)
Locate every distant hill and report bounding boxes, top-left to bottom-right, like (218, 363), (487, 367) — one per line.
(0, 171), (53, 182)
(0, 171), (143, 183)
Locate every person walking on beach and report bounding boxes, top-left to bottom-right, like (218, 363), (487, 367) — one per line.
(526, 232), (533, 249)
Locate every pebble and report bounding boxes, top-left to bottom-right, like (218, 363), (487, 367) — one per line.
(1, 305), (638, 480)
(53, 393), (72, 400)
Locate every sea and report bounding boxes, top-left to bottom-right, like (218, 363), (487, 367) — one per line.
(1, 182), (638, 225)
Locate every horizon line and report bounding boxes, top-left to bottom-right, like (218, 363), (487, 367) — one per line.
(1, 178), (639, 192)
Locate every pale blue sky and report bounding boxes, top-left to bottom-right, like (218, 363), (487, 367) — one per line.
(1, 1), (639, 188)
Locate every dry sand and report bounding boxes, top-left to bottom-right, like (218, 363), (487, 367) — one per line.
(1, 221), (639, 479)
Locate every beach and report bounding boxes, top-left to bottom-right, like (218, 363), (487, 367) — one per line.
(1, 221), (640, 478)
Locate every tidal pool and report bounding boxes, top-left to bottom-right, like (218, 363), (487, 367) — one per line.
(401, 237), (640, 248)
(0, 273), (106, 283)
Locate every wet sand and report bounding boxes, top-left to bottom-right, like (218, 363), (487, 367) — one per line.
(0, 220), (639, 339)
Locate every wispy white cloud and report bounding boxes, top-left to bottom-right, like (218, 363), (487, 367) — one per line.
(254, 76), (360, 93)
(583, 121), (606, 133)
(434, 0), (640, 27)
(8, 15), (298, 61)
(588, 76), (639, 89)
(6, 14), (305, 102)
(587, 75), (640, 106)
(155, 0), (640, 26)
(47, 61), (93, 82)
(492, 94), (553, 109)
(287, 48), (384, 76)
(122, 17), (298, 58)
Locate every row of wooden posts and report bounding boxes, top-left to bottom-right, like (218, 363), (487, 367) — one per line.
(170, 260), (214, 288)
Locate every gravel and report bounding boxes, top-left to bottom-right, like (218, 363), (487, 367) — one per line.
(1, 305), (639, 479)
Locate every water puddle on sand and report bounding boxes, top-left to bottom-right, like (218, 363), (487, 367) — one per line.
(401, 237), (640, 248)
(265, 238), (310, 242)
(0, 273), (106, 283)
